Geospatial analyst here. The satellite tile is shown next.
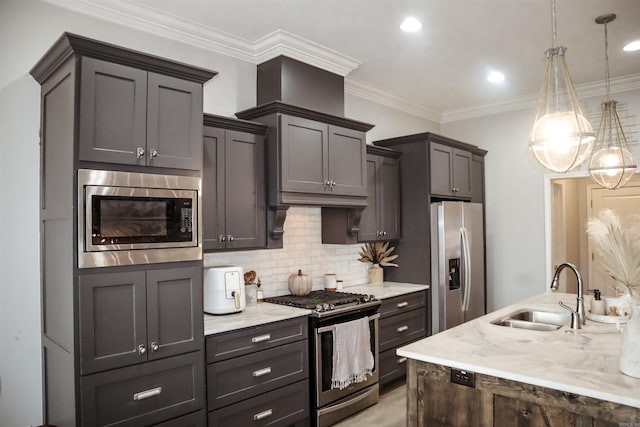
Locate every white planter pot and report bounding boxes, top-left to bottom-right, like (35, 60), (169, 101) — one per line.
(620, 305), (640, 379)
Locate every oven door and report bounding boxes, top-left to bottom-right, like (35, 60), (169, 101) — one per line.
(315, 313), (379, 408)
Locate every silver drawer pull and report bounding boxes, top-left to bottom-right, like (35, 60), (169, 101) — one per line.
(396, 301), (409, 308)
(133, 386), (162, 401)
(253, 367), (272, 377)
(253, 409), (273, 421)
(252, 334), (271, 343)
(397, 357), (408, 364)
(397, 325), (409, 333)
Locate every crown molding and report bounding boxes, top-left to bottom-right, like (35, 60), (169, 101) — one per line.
(42, 0), (360, 75)
(253, 30), (360, 76)
(440, 73), (640, 123)
(345, 77), (441, 123)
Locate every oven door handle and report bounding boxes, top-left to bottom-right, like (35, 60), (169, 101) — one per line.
(315, 313), (380, 334)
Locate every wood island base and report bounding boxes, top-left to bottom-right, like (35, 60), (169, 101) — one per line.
(406, 360), (640, 427)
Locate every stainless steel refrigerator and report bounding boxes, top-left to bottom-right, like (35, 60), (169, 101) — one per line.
(431, 201), (485, 333)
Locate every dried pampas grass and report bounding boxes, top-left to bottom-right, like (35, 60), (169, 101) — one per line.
(358, 241), (399, 267)
(586, 209), (640, 296)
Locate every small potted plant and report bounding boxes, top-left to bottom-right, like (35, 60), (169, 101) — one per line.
(358, 242), (399, 284)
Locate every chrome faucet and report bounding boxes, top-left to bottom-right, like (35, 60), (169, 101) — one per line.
(550, 262), (585, 326)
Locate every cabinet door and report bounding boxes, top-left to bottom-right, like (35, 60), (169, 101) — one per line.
(147, 73), (203, 170)
(202, 127), (226, 251)
(79, 57), (147, 166)
(328, 125), (367, 196)
(358, 155), (380, 241)
(471, 154), (484, 203)
(452, 148), (472, 198)
(280, 115), (328, 194)
(224, 130), (266, 249)
(380, 156), (400, 240)
(146, 266), (203, 360)
(79, 271), (147, 374)
(430, 142), (454, 197)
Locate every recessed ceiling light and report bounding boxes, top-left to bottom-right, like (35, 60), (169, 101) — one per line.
(400, 17), (422, 32)
(623, 40), (640, 51)
(487, 71), (505, 83)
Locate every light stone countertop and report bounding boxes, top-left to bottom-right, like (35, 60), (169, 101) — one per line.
(203, 281), (428, 336)
(397, 291), (640, 409)
(344, 281), (429, 299)
(204, 303), (311, 336)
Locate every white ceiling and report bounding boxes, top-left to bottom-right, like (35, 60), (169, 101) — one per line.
(52, 0), (640, 122)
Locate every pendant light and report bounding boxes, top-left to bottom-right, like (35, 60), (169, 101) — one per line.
(588, 14), (637, 189)
(529, 0), (595, 173)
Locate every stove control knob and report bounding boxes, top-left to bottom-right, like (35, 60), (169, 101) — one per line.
(315, 304), (323, 312)
(362, 296), (368, 303)
(329, 304), (335, 310)
(323, 303), (330, 311)
(369, 295), (376, 301)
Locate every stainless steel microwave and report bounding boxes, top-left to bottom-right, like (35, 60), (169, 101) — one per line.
(77, 169), (202, 268)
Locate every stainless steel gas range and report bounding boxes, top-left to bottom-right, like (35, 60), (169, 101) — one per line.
(265, 290), (381, 427)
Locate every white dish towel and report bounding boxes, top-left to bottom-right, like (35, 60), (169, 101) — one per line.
(331, 316), (374, 390)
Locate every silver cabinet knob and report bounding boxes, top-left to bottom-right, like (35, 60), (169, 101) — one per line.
(332, 180), (337, 187)
(149, 148), (158, 159)
(382, 231), (387, 236)
(227, 235), (234, 241)
(151, 342), (159, 352)
(136, 147), (145, 159)
(218, 234), (226, 242)
(138, 344), (146, 356)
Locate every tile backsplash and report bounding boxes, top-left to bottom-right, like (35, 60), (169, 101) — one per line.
(204, 207), (369, 297)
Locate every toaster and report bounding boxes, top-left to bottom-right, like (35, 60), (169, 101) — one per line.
(204, 265), (246, 314)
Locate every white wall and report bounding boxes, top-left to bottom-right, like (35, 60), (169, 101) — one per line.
(0, 1), (439, 425)
(441, 88), (640, 312)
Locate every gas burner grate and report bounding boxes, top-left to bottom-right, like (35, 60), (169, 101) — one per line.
(265, 290), (372, 310)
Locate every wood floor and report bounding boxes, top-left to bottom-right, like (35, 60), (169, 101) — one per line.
(334, 384), (407, 427)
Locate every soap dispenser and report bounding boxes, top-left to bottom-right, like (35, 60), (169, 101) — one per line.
(591, 289), (605, 315)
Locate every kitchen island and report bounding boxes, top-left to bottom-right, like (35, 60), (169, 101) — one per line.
(398, 292), (640, 426)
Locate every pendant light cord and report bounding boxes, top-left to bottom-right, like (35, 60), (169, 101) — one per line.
(604, 21), (611, 102)
(551, 0), (558, 48)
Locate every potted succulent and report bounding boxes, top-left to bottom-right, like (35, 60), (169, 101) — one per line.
(358, 242), (399, 285)
(587, 209), (640, 378)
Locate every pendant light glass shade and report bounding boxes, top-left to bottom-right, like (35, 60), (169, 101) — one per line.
(529, 0), (595, 173)
(588, 14), (637, 189)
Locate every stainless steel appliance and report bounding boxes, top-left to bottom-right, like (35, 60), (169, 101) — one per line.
(265, 291), (380, 427)
(77, 169), (201, 268)
(431, 201), (485, 333)
(203, 265), (246, 314)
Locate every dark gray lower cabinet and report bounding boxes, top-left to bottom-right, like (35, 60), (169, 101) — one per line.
(206, 317), (310, 426)
(79, 266), (203, 375)
(155, 410), (206, 427)
(81, 351), (205, 427)
(378, 291), (428, 390)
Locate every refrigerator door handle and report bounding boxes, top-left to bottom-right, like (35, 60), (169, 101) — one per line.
(461, 227), (472, 312)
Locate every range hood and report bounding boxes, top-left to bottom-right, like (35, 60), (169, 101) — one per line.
(236, 56), (374, 248)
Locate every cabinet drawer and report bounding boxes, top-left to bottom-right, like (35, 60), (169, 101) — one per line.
(206, 317), (307, 363)
(379, 309), (426, 352)
(379, 291), (427, 319)
(155, 410), (206, 427)
(80, 351), (204, 427)
(207, 340), (308, 409)
(208, 379), (309, 427)
(379, 347), (409, 386)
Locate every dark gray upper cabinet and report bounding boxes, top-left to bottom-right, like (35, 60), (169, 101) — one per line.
(202, 114), (267, 251)
(31, 32), (215, 172)
(280, 115), (367, 199)
(358, 147), (401, 242)
(471, 154), (485, 203)
(79, 266), (203, 375)
(79, 57), (203, 170)
(323, 145), (400, 244)
(236, 102), (374, 248)
(429, 141), (472, 199)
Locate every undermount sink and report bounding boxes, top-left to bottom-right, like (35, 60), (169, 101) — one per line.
(491, 309), (571, 331)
